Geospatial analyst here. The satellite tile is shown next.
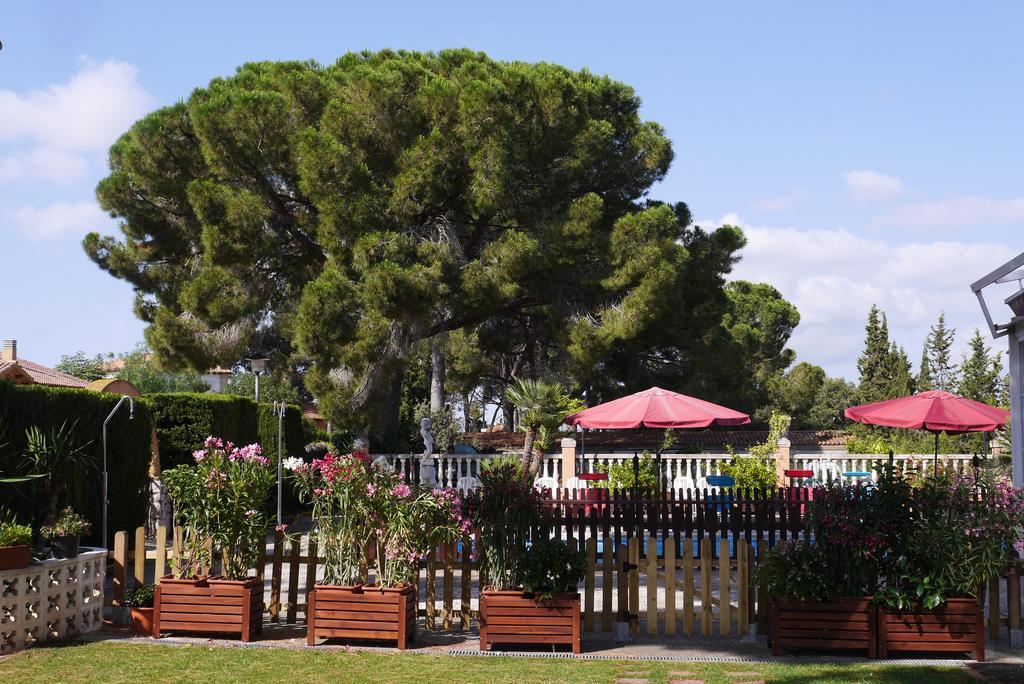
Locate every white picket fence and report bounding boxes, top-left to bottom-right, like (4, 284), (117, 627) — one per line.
(383, 451), (983, 490)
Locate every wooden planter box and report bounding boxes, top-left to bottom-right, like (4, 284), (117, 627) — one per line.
(307, 584), (416, 650)
(153, 575), (262, 642)
(878, 599), (984, 661)
(479, 590), (581, 654)
(771, 597), (876, 657)
(0, 544), (31, 571)
(130, 607), (154, 636)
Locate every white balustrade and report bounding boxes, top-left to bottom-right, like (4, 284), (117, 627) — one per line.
(377, 451), (984, 491)
(0, 548), (106, 654)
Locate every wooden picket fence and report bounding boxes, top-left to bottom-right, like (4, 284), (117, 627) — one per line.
(107, 525), (1024, 642)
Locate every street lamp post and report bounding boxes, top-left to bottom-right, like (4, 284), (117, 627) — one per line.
(971, 252), (1024, 487)
(247, 357), (268, 402)
(272, 400), (285, 525)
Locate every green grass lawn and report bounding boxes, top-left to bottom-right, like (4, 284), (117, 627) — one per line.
(0, 641), (980, 683)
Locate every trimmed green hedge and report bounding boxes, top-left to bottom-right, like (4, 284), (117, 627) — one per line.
(0, 381), (154, 545)
(144, 393), (304, 469)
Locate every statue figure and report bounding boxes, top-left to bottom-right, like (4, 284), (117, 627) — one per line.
(419, 416), (437, 487)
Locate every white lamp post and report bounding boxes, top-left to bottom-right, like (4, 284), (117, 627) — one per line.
(971, 252), (1024, 487)
(247, 357), (268, 402)
(272, 400), (285, 525)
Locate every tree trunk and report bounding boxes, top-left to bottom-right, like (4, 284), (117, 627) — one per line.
(430, 336), (446, 414)
(370, 365), (405, 452)
(521, 428), (536, 474)
(501, 399), (516, 433)
(529, 446), (544, 478)
(461, 391), (473, 432)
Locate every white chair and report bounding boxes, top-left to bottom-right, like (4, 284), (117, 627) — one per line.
(456, 476), (479, 492)
(564, 476), (588, 491)
(812, 461), (843, 486)
(673, 475), (696, 494)
(533, 476), (558, 493)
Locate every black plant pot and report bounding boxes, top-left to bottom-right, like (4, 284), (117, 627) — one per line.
(49, 535), (80, 559)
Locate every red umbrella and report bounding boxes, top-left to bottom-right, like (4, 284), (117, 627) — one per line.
(564, 386), (751, 429)
(844, 390), (1009, 465)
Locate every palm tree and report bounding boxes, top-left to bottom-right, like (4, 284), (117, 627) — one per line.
(22, 420), (94, 524)
(505, 378), (565, 477)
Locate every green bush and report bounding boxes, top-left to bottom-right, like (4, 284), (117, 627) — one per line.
(0, 521), (33, 547)
(593, 452), (659, 491)
(0, 381), (153, 544)
(143, 393), (258, 471)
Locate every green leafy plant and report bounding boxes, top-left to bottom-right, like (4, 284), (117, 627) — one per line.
(40, 507), (92, 539)
(162, 437), (275, 579)
(462, 456), (549, 591)
(0, 520), (33, 547)
(124, 584), (155, 608)
(718, 448), (775, 491)
(592, 452), (659, 491)
(756, 540), (843, 602)
(521, 538), (587, 599)
(22, 419), (95, 524)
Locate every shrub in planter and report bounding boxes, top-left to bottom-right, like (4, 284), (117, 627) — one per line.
(125, 584), (156, 636)
(872, 471), (1024, 660)
(289, 451), (465, 649)
(41, 507), (91, 559)
(464, 458), (585, 653)
(0, 520), (33, 570)
(759, 541), (876, 657)
(154, 437), (274, 641)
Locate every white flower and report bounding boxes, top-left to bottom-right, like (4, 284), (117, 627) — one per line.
(283, 456), (305, 471)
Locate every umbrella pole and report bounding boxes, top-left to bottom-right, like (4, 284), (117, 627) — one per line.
(934, 432), (939, 474)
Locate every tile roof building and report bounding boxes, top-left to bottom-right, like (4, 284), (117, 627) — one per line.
(0, 340), (89, 388)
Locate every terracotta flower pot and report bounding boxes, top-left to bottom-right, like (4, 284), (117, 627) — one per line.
(153, 574), (262, 641)
(307, 583), (416, 650)
(130, 607), (155, 636)
(878, 598), (984, 661)
(770, 597), (877, 658)
(0, 544), (32, 571)
(479, 590), (581, 654)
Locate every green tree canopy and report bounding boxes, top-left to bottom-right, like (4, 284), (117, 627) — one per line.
(114, 346), (210, 394)
(85, 50), (757, 445)
(55, 352), (105, 382)
(958, 328), (1004, 406)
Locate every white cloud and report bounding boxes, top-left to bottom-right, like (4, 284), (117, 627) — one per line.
(870, 195), (1024, 230)
(707, 214), (1017, 380)
(0, 57), (153, 185)
(10, 201), (110, 241)
(844, 169), (904, 201)
(752, 189), (809, 212)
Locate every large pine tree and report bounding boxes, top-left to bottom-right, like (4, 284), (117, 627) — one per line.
(958, 328), (1004, 405)
(925, 313), (958, 392)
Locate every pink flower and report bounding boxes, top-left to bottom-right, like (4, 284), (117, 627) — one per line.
(391, 483), (412, 498)
(246, 509), (257, 518)
(275, 524), (288, 533)
(203, 436), (223, 449)
(193, 449), (207, 462)
(367, 483), (377, 496)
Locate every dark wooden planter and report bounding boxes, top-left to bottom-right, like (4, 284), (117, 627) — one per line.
(48, 535), (79, 559)
(153, 575), (263, 641)
(771, 597), (876, 657)
(130, 607), (155, 636)
(479, 590), (581, 654)
(878, 599), (984, 661)
(307, 584), (416, 650)
(0, 544), (32, 570)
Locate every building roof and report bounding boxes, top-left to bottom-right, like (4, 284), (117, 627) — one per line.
(0, 361), (35, 385)
(460, 428), (849, 452)
(10, 359), (90, 388)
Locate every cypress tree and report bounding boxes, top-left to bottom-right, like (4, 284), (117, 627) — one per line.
(916, 343), (933, 392)
(856, 305), (890, 404)
(958, 328), (1003, 405)
(926, 313), (958, 392)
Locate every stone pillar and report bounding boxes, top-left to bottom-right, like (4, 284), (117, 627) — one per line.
(561, 437), (577, 488)
(775, 437), (791, 487)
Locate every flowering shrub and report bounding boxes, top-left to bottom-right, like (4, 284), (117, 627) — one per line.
(40, 507), (91, 539)
(288, 451), (464, 587)
(162, 436), (275, 580)
(877, 470), (1024, 609)
(762, 466), (1024, 609)
(521, 538), (586, 599)
(462, 456), (550, 591)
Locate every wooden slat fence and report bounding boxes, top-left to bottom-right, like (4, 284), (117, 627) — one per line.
(108, 520), (1024, 642)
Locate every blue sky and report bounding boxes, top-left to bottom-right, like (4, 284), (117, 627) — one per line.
(2, 1), (1022, 379)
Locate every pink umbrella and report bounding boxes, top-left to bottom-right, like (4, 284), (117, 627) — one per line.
(844, 390), (1009, 466)
(564, 386), (751, 429)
